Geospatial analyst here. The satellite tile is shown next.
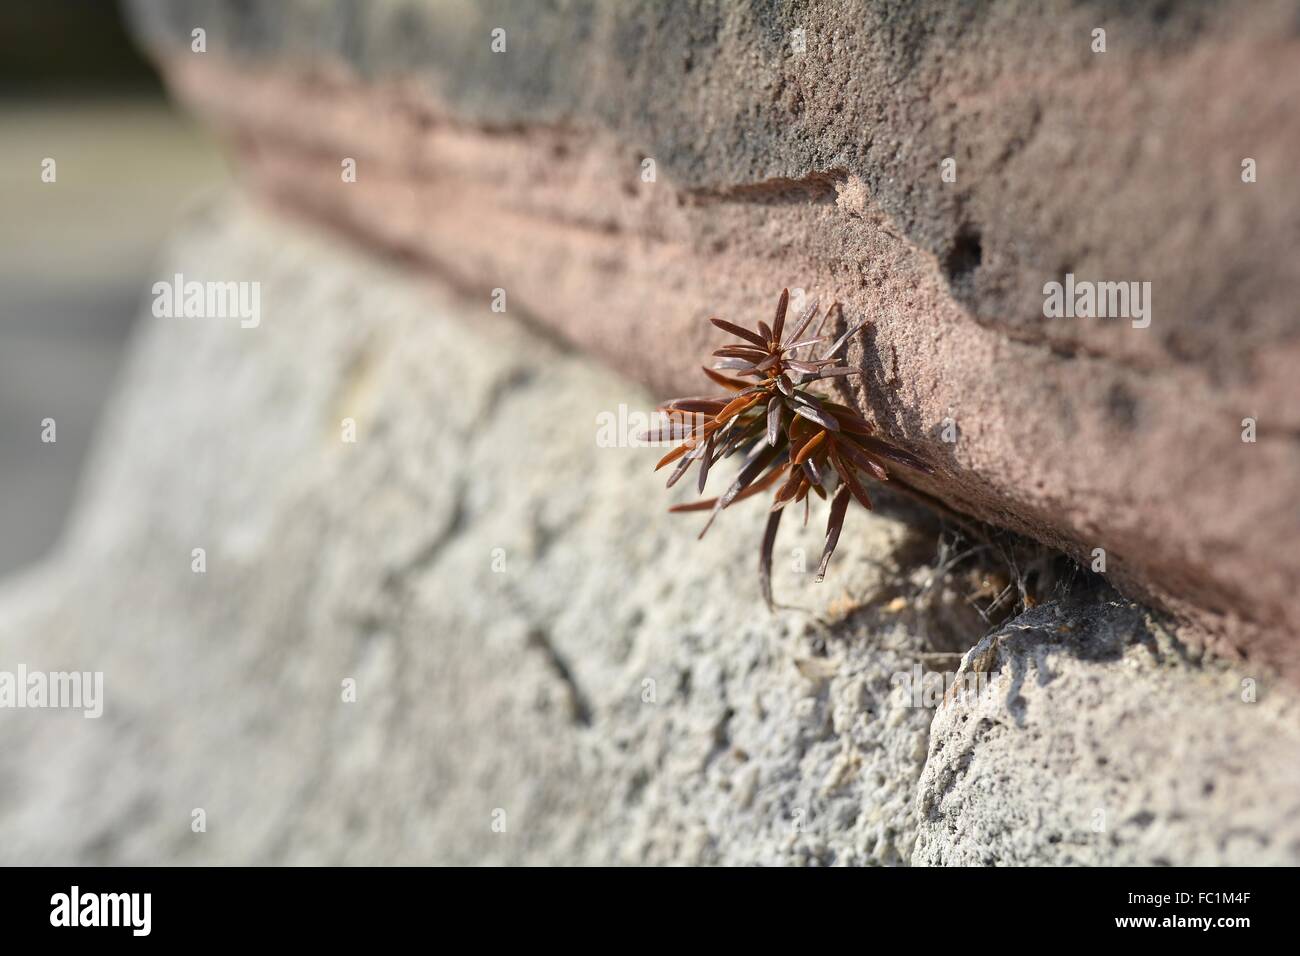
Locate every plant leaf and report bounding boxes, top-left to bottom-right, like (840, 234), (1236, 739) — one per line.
(699, 448), (787, 537)
(670, 459), (789, 513)
(784, 359), (833, 376)
(771, 466), (804, 508)
(822, 319), (868, 359)
(655, 442), (690, 470)
(794, 404), (841, 432)
(664, 398), (729, 415)
(792, 428), (828, 464)
(787, 297), (821, 342)
(665, 445), (696, 488)
(709, 317), (767, 348)
(802, 457), (823, 487)
(702, 366), (750, 391)
(766, 395), (782, 446)
(782, 337), (825, 351)
(833, 436), (889, 480)
(816, 485), (852, 582)
(759, 507), (783, 610)
(713, 345), (770, 360)
(721, 444), (783, 508)
(852, 434), (934, 473)
(714, 392), (762, 422)
(712, 357), (758, 371)
(697, 428), (717, 493)
(830, 447), (873, 510)
(771, 288), (790, 343)
(636, 424), (697, 443)
(821, 401), (875, 434)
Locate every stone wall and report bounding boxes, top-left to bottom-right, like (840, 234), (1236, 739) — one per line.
(1, 0), (1297, 865)
(0, 204), (1295, 864)
(123, 0), (1300, 677)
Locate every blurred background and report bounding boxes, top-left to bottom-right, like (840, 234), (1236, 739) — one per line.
(0, 2), (228, 576)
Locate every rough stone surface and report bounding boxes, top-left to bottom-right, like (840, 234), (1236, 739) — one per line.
(125, 0), (1300, 679)
(915, 598), (1300, 866)
(0, 204), (1295, 865)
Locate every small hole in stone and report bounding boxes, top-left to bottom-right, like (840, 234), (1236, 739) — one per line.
(945, 226), (983, 281)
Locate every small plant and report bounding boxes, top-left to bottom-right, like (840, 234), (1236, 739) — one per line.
(645, 289), (933, 608)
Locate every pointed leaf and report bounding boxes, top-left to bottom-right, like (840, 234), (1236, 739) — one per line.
(782, 337), (825, 351)
(665, 446), (696, 488)
(766, 396), (782, 446)
(792, 428), (828, 464)
(721, 445), (783, 508)
(785, 359), (833, 375)
(713, 345), (770, 360)
(787, 297), (821, 342)
(673, 461), (789, 514)
(830, 447), (873, 510)
(697, 429), (716, 493)
(702, 366), (750, 391)
(655, 442), (690, 471)
(712, 357), (758, 371)
(697, 451), (787, 537)
(822, 319), (868, 359)
(759, 507), (783, 610)
(853, 435), (934, 473)
(834, 437), (889, 481)
(710, 317), (767, 348)
(771, 467), (804, 509)
(822, 401), (875, 434)
(636, 424), (697, 443)
(715, 391), (763, 423)
(794, 404), (841, 432)
(664, 398), (729, 415)
(771, 288), (790, 343)
(815, 485), (852, 582)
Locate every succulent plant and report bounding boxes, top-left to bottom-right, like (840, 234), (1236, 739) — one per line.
(645, 289), (932, 607)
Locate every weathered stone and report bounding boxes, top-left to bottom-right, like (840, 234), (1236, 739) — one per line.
(0, 204), (1295, 865)
(915, 598), (1300, 866)
(124, 0), (1300, 679)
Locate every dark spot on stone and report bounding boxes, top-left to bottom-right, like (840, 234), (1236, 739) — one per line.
(944, 226), (983, 281)
(1130, 810), (1156, 829)
(1106, 381), (1139, 430)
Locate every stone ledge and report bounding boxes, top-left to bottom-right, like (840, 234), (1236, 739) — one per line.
(0, 202), (1294, 864)
(124, 0), (1300, 679)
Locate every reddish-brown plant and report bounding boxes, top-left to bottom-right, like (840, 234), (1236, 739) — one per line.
(643, 289), (933, 608)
